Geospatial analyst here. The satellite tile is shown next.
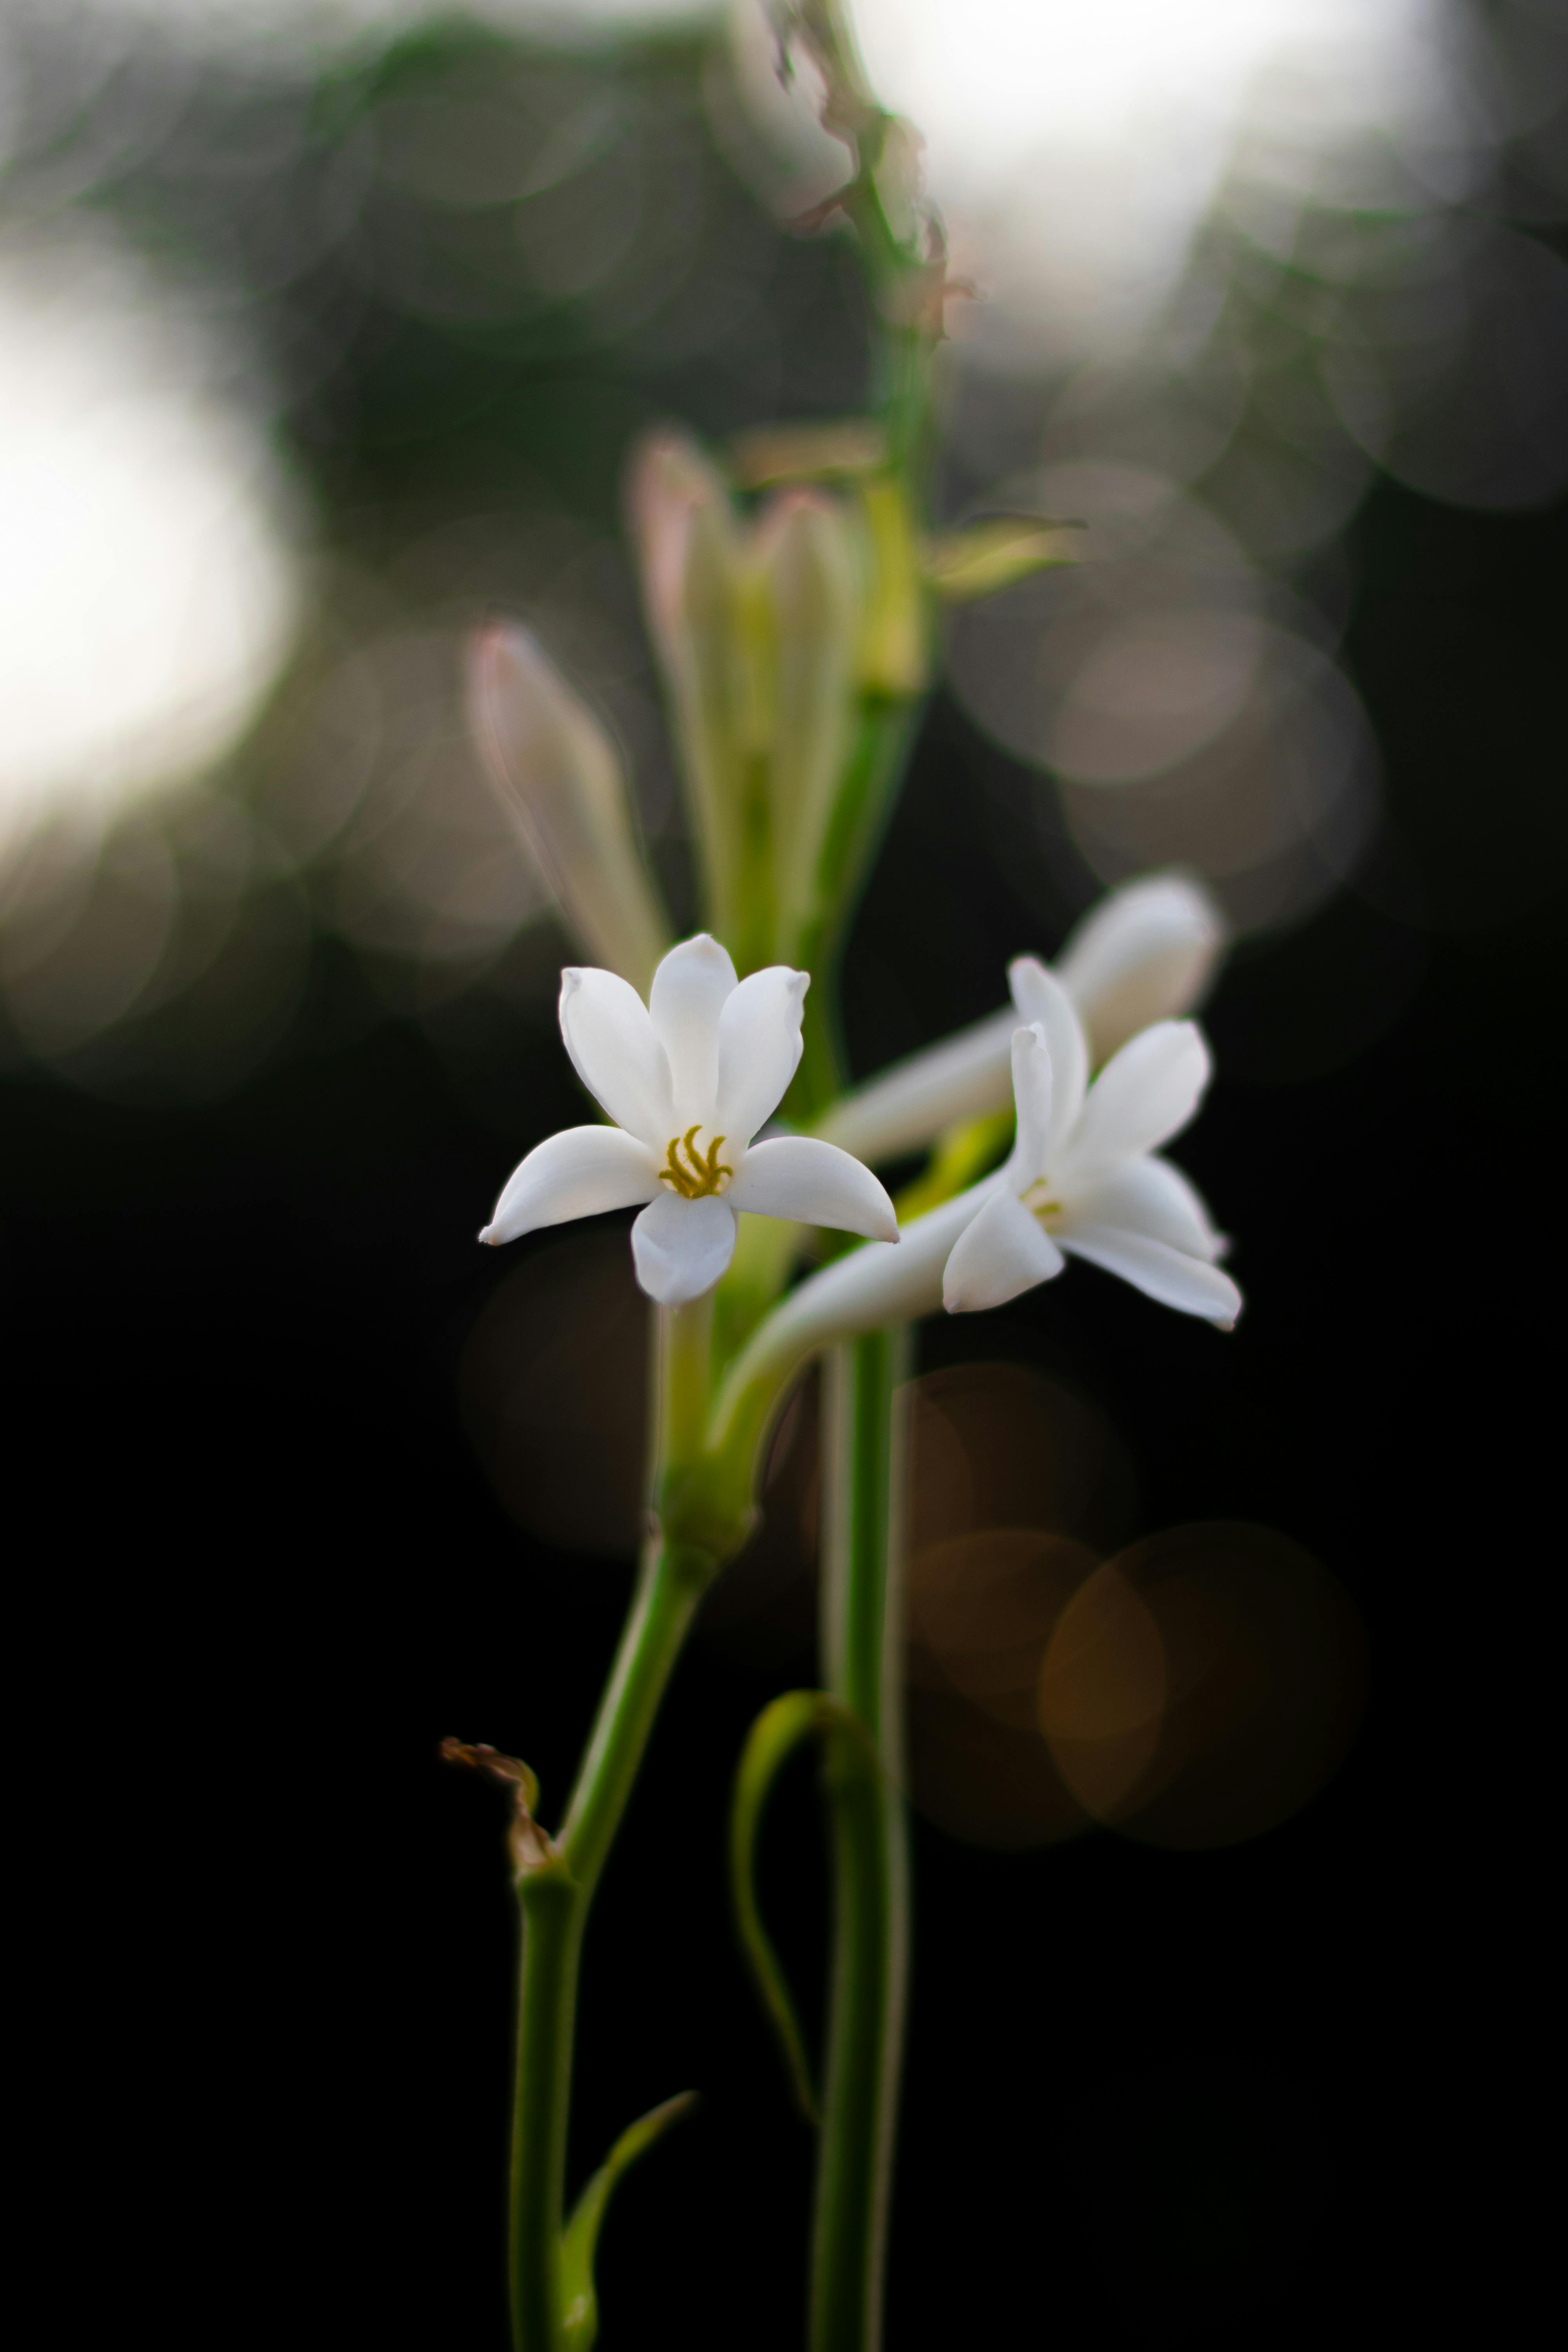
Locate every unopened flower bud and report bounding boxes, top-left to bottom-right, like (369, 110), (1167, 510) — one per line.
(629, 431), (755, 936)
(628, 425), (931, 969)
(465, 622), (671, 995)
(1054, 873), (1224, 1066)
(756, 488), (860, 934)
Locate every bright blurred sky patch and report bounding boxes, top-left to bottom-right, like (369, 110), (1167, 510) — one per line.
(0, 230), (302, 851)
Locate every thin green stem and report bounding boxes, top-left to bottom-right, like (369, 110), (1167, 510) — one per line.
(508, 1537), (715, 2352)
(505, 1297), (724, 2352)
(556, 1534), (716, 1893)
(810, 1328), (911, 2352)
(782, 697), (923, 1131)
(821, 1332), (903, 1735)
(511, 1873), (580, 2352)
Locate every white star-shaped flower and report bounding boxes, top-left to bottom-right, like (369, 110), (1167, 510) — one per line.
(815, 872), (1224, 1167)
(481, 935), (899, 1305)
(941, 958), (1241, 1326)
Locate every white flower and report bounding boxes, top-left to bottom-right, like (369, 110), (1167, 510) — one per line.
(481, 935), (899, 1306)
(715, 967), (1237, 1439)
(815, 872), (1224, 1165)
(465, 622), (671, 995)
(941, 960), (1240, 1327)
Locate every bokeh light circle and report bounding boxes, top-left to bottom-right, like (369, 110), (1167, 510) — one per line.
(0, 225), (302, 863)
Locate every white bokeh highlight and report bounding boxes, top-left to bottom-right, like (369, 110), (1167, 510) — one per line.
(0, 229), (303, 861)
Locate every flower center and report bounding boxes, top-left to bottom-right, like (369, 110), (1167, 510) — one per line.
(1021, 1174), (1063, 1225)
(659, 1125), (733, 1201)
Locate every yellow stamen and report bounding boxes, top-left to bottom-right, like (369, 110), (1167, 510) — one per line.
(657, 1126), (733, 1201)
(1022, 1176), (1063, 1223)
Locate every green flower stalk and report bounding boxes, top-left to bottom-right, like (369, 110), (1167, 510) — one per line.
(448, 14), (1250, 2348)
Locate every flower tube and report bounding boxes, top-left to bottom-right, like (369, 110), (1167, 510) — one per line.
(465, 622), (671, 995)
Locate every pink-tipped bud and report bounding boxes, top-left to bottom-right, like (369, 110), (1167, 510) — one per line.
(466, 622), (670, 993)
(626, 428), (735, 664)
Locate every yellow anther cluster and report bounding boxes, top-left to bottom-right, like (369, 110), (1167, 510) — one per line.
(1022, 1177), (1063, 1223)
(658, 1126), (733, 1200)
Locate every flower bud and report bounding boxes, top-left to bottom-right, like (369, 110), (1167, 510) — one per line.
(756, 488), (861, 936)
(629, 431), (754, 935)
(1055, 873), (1224, 1065)
(465, 622), (671, 995)
(628, 425), (929, 968)
(629, 430), (735, 674)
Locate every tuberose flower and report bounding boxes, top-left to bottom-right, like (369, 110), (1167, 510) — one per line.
(481, 935), (898, 1306)
(942, 959), (1240, 1326)
(714, 962), (1238, 1446)
(815, 872), (1224, 1166)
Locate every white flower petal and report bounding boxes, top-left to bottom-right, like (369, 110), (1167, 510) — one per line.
(726, 1136), (898, 1240)
(1007, 958), (1087, 1150)
(559, 967), (676, 1149)
(813, 1007), (1016, 1164)
(715, 965), (809, 1143)
(648, 934), (737, 1122)
(630, 1191), (738, 1305)
(942, 1187), (1065, 1314)
(1065, 1156), (1227, 1263)
(1007, 1025), (1054, 1184)
(480, 1125), (661, 1246)
(1055, 873), (1223, 1065)
(1065, 1020), (1211, 1178)
(811, 878), (1220, 1165)
(1060, 1225), (1241, 1325)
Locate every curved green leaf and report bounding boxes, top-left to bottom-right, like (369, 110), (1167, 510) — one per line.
(560, 2091), (698, 2348)
(729, 1690), (882, 2126)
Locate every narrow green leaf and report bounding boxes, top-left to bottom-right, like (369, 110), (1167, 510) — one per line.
(560, 2091), (699, 2348)
(924, 516), (1083, 600)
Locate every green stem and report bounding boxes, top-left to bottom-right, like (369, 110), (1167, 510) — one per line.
(783, 696), (923, 1131)
(811, 1328), (912, 2352)
(506, 1298), (722, 2352)
(511, 1873), (581, 2352)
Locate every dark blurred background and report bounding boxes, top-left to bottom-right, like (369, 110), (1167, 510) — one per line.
(3, 3), (1562, 2345)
